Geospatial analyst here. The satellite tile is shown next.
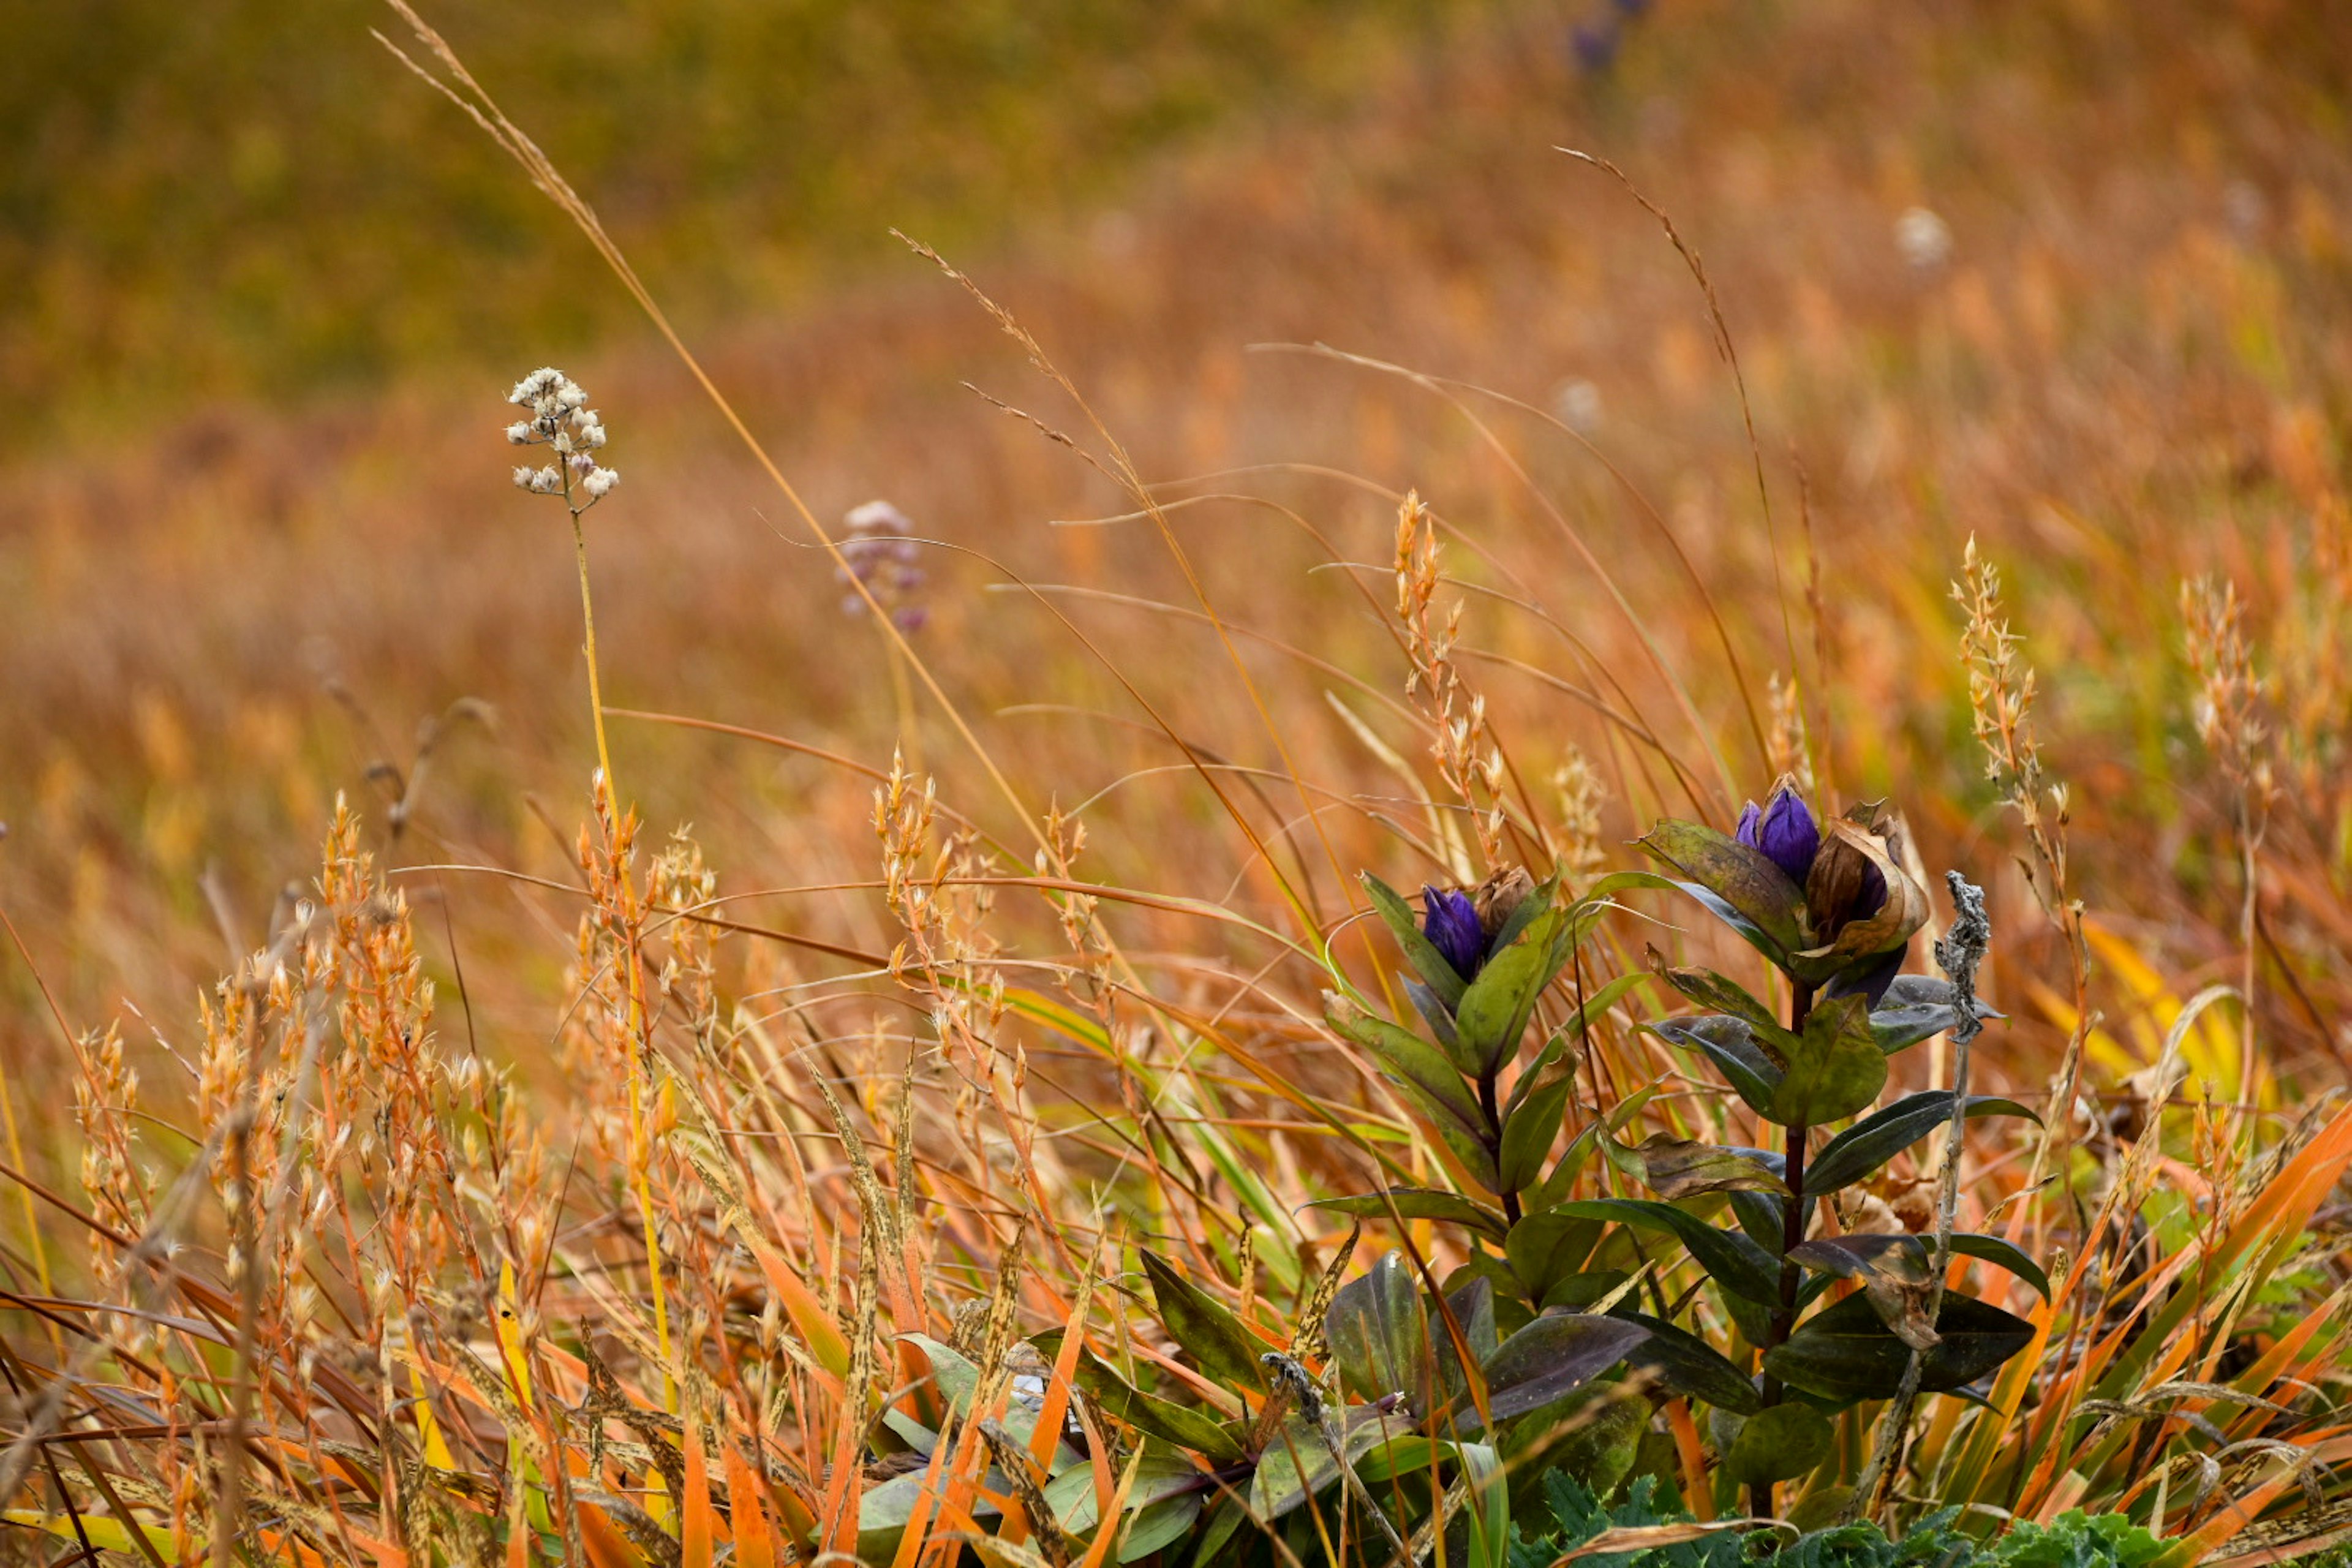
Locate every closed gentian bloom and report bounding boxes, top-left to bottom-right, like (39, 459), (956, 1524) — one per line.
(1420, 886), (1488, 980)
(1736, 778), (1820, 885)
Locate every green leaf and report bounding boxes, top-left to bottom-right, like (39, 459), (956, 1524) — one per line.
(1552, 1198), (1784, 1306)
(900, 1333), (983, 1414)
(1362, 872), (1466, 1008)
(1653, 959), (1785, 1037)
(1115, 1494), (1203, 1562)
(1806, 1091), (2038, 1194)
(1610, 1135), (1789, 1201)
(1306, 1188), (1508, 1241)
(1608, 1309), (1762, 1415)
(1029, 1330), (1243, 1463)
(1770, 992), (1887, 1126)
(1498, 1053), (1578, 1194)
(1722, 1404), (1834, 1485)
(1867, 975), (2004, 1053)
(1404, 979), (1463, 1057)
(1325, 1248), (1431, 1411)
(1044, 1446), (1202, 1534)
(1434, 1274), (1502, 1404)
(1948, 1233), (2051, 1299)
(1504, 1210), (1605, 1303)
(1325, 994), (1487, 1130)
(1186, 1498), (1248, 1568)
(1249, 1404), (1400, 1519)
(1651, 1015), (1784, 1116)
(1140, 1250), (1268, 1395)
(1463, 1313), (1649, 1429)
(1456, 905), (1575, 1074)
(1540, 1271), (1630, 1311)
(1763, 1291), (2036, 1403)
(1630, 822), (1809, 968)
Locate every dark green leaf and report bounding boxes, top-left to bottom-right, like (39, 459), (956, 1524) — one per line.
(1434, 1275), (1501, 1404)
(1948, 1233), (2051, 1299)
(1504, 1210), (1605, 1302)
(1651, 1014), (1785, 1117)
(1551, 1199), (1783, 1306)
(1540, 1270), (1630, 1310)
(1325, 994), (1487, 1129)
(1608, 1309), (1762, 1415)
(1307, 1188), (1507, 1241)
(1502, 971), (1644, 1123)
(1866, 975), (2007, 1053)
(1498, 1055), (1578, 1194)
(1770, 992), (1887, 1126)
(1723, 1403), (1834, 1485)
(1044, 1447), (1202, 1533)
(1631, 821), (1809, 967)
(1405, 978), (1463, 1056)
(1140, 1250), (1268, 1395)
(1806, 1091), (2038, 1194)
(1462, 1313), (1648, 1429)
(1456, 905), (1575, 1074)
(1115, 1494), (1203, 1562)
(1250, 1404), (1399, 1519)
(1728, 1187), (1788, 1253)
(1325, 1248), (1431, 1410)
(1763, 1291), (2035, 1403)
(1363, 872), (1466, 1008)
(1652, 957), (1784, 1036)
(1030, 1329), (1243, 1463)
(1186, 1497), (1248, 1568)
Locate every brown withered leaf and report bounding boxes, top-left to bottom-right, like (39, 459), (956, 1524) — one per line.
(1618, 1135), (1790, 1200)
(1474, 865), (1536, 940)
(1801, 818), (1929, 962)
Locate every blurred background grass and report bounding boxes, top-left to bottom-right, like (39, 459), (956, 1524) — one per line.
(4, 0), (1501, 447)
(3, 0), (2350, 1109)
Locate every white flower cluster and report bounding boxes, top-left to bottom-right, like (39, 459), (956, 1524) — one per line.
(503, 366), (619, 505)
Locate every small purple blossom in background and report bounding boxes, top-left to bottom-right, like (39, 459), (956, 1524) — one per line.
(838, 499), (930, 634)
(1736, 777), (1822, 885)
(1420, 886), (1488, 980)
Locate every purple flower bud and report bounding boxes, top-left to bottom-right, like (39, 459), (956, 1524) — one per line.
(895, 567), (925, 592)
(1420, 886), (1487, 979)
(1736, 781), (1820, 884)
(892, 606), (929, 634)
(1856, 861), (1888, 919)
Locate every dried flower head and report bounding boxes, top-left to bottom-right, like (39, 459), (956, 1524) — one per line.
(502, 366), (619, 513)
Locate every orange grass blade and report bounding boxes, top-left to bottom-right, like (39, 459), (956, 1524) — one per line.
(724, 1442), (777, 1568)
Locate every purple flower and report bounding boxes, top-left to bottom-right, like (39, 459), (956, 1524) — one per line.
(1736, 780), (1820, 885)
(1420, 886), (1488, 980)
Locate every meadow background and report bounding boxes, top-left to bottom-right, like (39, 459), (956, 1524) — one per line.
(3, 0), (2351, 1561)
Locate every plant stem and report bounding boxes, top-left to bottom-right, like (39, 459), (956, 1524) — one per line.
(1477, 1069), (1522, 1225)
(1753, 981), (1815, 1520)
(570, 510), (617, 797)
(565, 500), (676, 1409)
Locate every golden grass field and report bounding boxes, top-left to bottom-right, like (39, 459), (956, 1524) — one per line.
(2, 1), (2350, 1562)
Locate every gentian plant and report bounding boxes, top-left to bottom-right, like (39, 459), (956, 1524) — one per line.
(1297, 779), (2045, 1540)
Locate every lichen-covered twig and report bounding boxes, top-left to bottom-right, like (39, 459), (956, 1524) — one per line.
(1850, 872), (1990, 1519)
